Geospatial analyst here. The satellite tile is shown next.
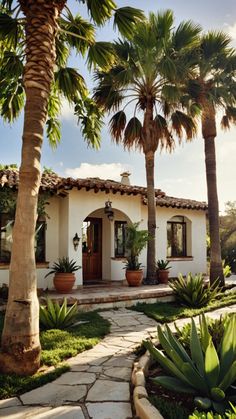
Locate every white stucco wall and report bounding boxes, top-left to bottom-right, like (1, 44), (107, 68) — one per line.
(0, 187), (207, 288)
(141, 205), (207, 277)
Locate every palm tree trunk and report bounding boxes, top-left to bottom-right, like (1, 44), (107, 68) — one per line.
(202, 107), (224, 287)
(143, 102), (157, 283)
(0, 0), (65, 376)
(145, 150), (157, 282)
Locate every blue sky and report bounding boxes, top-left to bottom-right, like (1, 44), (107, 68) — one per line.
(1, 0), (236, 211)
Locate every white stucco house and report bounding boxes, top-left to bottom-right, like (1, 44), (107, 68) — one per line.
(0, 169), (207, 289)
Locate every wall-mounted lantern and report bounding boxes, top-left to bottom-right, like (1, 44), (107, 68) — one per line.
(73, 233), (80, 251)
(104, 200), (114, 221)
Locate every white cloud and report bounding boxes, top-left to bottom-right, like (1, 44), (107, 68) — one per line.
(60, 99), (77, 123)
(226, 22), (236, 46)
(65, 162), (128, 181)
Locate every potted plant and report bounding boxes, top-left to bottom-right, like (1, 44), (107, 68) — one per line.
(45, 257), (81, 293)
(157, 259), (172, 284)
(124, 222), (149, 287)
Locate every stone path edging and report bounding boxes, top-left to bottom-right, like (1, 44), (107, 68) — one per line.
(0, 304), (236, 418)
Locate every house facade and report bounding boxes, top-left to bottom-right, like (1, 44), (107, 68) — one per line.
(0, 170), (207, 289)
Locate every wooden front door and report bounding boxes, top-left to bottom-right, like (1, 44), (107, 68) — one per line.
(82, 218), (102, 283)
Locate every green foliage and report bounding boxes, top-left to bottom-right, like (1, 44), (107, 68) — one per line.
(40, 298), (78, 330)
(40, 310), (110, 366)
(0, 2), (144, 147)
(124, 222), (149, 270)
(144, 314), (236, 414)
(189, 404), (236, 418)
(223, 261), (232, 278)
(157, 259), (172, 270)
(169, 274), (221, 308)
(150, 395), (191, 419)
(220, 202), (236, 274)
(0, 310), (110, 398)
(45, 257), (81, 278)
(132, 290), (236, 323)
(174, 315), (230, 353)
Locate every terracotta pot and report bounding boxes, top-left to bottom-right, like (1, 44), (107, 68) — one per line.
(53, 273), (76, 293)
(126, 269), (143, 287)
(158, 270), (169, 284)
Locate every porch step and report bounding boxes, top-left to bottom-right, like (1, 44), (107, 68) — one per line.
(40, 284), (175, 312)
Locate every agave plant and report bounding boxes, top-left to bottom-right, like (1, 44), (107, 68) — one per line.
(144, 314), (236, 414)
(45, 257), (80, 278)
(40, 298), (78, 330)
(169, 273), (221, 308)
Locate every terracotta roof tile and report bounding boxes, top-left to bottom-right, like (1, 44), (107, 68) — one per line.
(0, 169), (207, 211)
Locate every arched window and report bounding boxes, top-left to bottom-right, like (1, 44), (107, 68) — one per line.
(167, 216), (191, 258)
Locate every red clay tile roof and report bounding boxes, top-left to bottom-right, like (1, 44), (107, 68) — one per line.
(0, 169), (207, 211)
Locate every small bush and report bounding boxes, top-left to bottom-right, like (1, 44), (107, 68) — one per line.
(40, 298), (78, 330)
(169, 273), (221, 308)
(174, 315), (230, 352)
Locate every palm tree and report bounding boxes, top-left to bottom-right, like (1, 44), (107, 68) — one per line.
(185, 32), (236, 286)
(0, 0), (144, 375)
(94, 11), (200, 283)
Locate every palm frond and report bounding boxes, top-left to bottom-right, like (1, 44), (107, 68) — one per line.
(0, 79), (24, 121)
(74, 97), (103, 149)
(172, 111), (197, 140)
(55, 35), (70, 67)
(124, 117), (142, 149)
(93, 71), (124, 111)
(55, 67), (87, 103)
(221, 106), (236, 130)
(109, 110), (126, 142)
(172, 20), (201, 51)
(201, 31), (231, 61)
(87, 42), (116, 70)
(153, 9), (174, 41)
(59, 12), (95, 55)
(113, 7), (145, 39)
(1, 51), (23, 78)
(46, 118), (61, 149)
(0, 12), (22, 49)
(82, 0), (116, 25)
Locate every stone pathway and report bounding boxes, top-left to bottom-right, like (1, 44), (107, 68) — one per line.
(1, 304), (236, 419)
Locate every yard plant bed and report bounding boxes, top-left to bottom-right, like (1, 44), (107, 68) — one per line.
(132, 289), (236, 323)
(0, 310), (110, 399)
(147, 361), (193, 419)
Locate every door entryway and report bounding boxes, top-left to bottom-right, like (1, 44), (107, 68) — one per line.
(82, 217), (102, 283)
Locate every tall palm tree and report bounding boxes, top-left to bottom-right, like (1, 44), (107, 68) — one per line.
(0, 0), (144, 375)
(185, 32), (236, 286)
(94, 11), (200, 283)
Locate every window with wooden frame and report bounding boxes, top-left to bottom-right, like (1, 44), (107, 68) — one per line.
(167, 216), (187, 258)
(0, 213), (46, 263)
(114, 221), (127, 257)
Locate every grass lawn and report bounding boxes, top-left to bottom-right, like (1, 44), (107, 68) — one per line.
(132, 289), (236, 323)
(0, 310), (110, 399)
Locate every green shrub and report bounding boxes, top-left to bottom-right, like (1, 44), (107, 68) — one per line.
(144, 314), (236, 414)
(174, 315), (230, 352)
(40, 298), (78, 330)
(189, 403), (236, 418)
(169, 273), (221, 308)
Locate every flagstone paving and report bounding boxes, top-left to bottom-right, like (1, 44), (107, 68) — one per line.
(1, 304), (236, 418)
